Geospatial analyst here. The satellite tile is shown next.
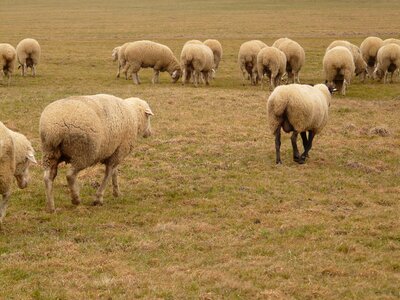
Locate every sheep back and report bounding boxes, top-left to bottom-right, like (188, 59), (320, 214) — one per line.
(0, 122), (15, 194)
(273, 39), (305, 73)
(376, 43), (400, 73)
(204, 39), (223, 69)
(40, 94), (138, 170)
(323, 46), (355, 81)
(0, 43), (16, 75)
(327, 40), (366, 75)
(257, 46), (286, 77)
(180, 43), (214, 72)
(124, 40), (180, 74)
(360, 36), (383, 67)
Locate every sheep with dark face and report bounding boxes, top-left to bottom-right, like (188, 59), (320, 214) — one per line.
(267, 84), (333, 164)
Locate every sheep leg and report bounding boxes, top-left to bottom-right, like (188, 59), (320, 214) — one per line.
(152, 70), (160, 84)
(0, 191), (11, 229)
(390, 72), (394, 83)
(274, 127), (282, 164)
(291, 132), (300, 162)
(116, 62), (121, 78)
(44, 163), (59, 212)
(93, 164), (114, 206)
(270, 76), (275, 91)
(132, 72), (140, 85)
(23, 63), (27, 76)
(203, 71), (210, 86)
(32, 65), (36, 77)
(299, 130), (315, 164)
(66, 167), (81, 206)
(300, 132), (308, 156)
(112, 168), (120, 197)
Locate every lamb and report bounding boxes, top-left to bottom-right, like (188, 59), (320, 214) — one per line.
(122, 40), (181, 84)
(272, 38), (305, 84)
(360, 36), (383, 77)
(0, 121), (36, 228)
(327, 40), (367, 82)
(238, 40), (267, 85)
(0, 43), (17, 85)
(180, 43), (214, 86)
(257, 46), (287, 90)
(16, 38), (41, 77)
(39, 94), (154, 212)
(323, 46), (355, 95)
(203, 39), (223, 75)
(373, 43), (400, 83)
(267, 84), (333, 164)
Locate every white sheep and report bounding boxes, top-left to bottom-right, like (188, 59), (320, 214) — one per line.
(203, 39), (223, 75)
(122, 40), (181, 84)
(323, 46), (355, 95)
(180, 43), (214, 86)
(272, 38), (305, 84)
(327, 40), (367, 82)
(16, 38), (41, 77)
(360, 36), (383, 77)
(373, 43), (400, 83)
(0, 121), (36, 227)
(39, 94), (154, 212)
(238, 40), (267, 85)
(0, 43), (17, 85)
(267, 84), (332, 164)
(257, 46), (287, 90)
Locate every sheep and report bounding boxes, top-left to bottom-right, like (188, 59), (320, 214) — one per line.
(267, 84), (333, 164)
(323, 46), (355, 95)
(0, 43), (17, 85)
(122, 40), (181, 84)
(0, 121), (37, 228)
(327, 40), (367, 82)
(180, 43), (214, 86)
(373, 43), (400, 83)
(238, 40), (267, 85)
(272, 38), (305, 84)
(360, 36), (383, 77)
(257, 46), (287, 90)
(203, 39), (223, 75)
(39, 94), (154, 212)
(16, 38), (41, 77)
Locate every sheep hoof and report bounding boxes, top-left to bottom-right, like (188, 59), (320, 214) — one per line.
(297, 156), (306, 164)
(293, 156), (301, 162)
(71, 198), (81, 205)
(92, 199), (103, 206)
(276, 160), (282, 164)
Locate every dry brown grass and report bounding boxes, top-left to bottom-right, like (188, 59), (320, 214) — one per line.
(1, 0), (400, 299)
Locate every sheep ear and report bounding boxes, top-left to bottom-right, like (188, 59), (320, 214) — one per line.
(27, 151), (37, 164)
(145, 108), (154, 116)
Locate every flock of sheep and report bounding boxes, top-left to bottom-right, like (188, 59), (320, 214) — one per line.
(0, 35), (399, 228)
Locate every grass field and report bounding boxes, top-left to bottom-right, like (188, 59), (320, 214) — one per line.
(1, 0), (400, 299)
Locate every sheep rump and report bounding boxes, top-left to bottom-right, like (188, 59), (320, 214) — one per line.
(16, 38), (41, 77)
(323, 46), (355, 95)
(257, 46), (286, 90)
(267, 84), (331, 164)
(238, 40), (267, 85)
(374, 43), (400, 83)
(180, 43), (214, 86)
(0, 43), (17, 85)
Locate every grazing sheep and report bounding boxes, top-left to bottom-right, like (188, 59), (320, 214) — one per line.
(0, 43), (17, 85)
(203, 39), (223, 74)
(0, 121), (36, 227)
(257, 46), (287, 90)
(272, 38), (305, 84)
(323, 46), (355, 95)
(238, 40), (267, 85)
(373, 43), (400, 83)
(39, 94), (154, 212)
(122, 40), (181, 84)
(16, 38), (41, 77)
(327, 40), (367, 82)
(360, 36), (383, 77)
(267, 84), (332, 164)
(180, 43), (214, 86)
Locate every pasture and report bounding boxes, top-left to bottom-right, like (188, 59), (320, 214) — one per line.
(1, 0), (400, 298)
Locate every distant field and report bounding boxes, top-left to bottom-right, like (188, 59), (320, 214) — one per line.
(1, 0), (399, 299)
